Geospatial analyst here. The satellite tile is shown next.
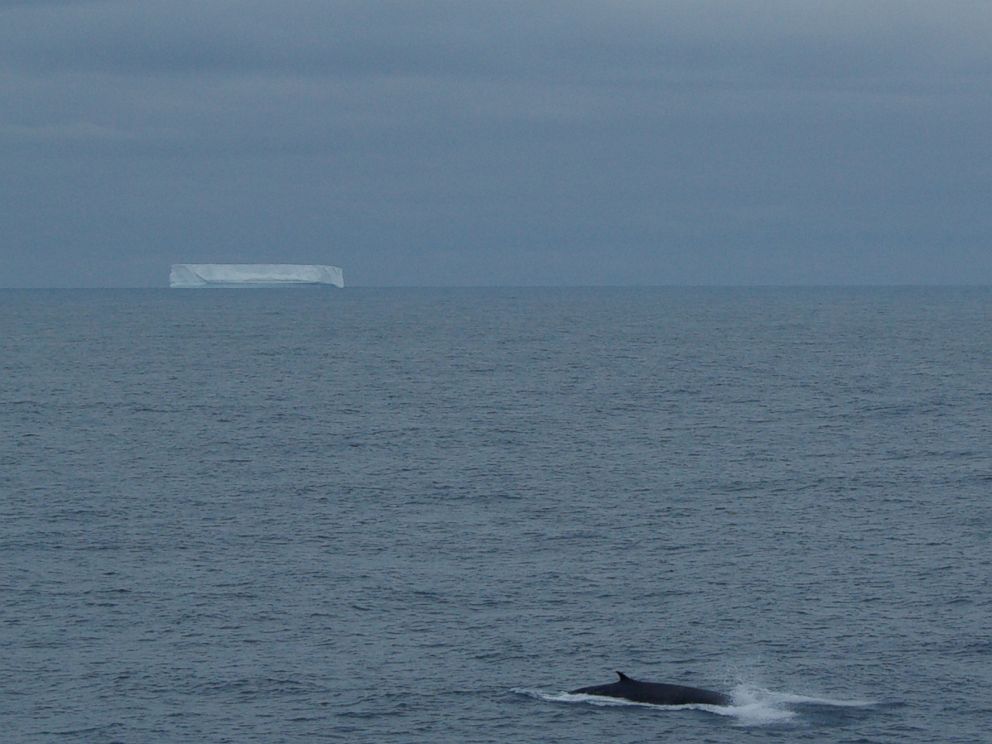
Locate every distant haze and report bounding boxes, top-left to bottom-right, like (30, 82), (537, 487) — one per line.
(1, 1), (989, 287)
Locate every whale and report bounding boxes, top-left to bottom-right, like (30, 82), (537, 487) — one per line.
(570, 671), (731, 706)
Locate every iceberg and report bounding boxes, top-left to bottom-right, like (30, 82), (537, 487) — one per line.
(170, 264), (344, 288)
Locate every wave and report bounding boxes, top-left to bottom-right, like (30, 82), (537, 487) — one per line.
(512, 683), (875, 727)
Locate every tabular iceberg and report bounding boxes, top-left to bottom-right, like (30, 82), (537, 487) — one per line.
(170, 264), (344, 288)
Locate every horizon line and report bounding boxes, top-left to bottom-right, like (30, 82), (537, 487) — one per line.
(2, 283), (991, 290)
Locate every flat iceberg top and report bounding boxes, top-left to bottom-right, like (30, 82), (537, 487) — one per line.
(170, 264), (343, 288)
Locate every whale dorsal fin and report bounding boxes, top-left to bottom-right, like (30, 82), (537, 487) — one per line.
(615, 671), (631, 682)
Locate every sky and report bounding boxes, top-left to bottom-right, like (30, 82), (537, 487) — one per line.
(1, 0), (990, 287)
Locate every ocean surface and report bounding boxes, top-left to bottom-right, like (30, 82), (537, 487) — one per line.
(1, 287), (990, 743)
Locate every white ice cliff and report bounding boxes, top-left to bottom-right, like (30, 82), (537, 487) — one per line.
(170, 264), (344, 288)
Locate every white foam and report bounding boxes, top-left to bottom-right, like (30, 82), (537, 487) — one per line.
(513, 689), (693, 708)
(730, 683), (875, 708)
(512, 688), (753, 717)
(726, 684), (875, 725)
(513, 684), (874, 727)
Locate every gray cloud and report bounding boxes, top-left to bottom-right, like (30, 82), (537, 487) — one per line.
(5, 1), (989, 83)
(1, 1), (990, 286)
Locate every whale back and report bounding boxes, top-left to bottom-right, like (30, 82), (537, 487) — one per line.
(570, 672), (730, 706)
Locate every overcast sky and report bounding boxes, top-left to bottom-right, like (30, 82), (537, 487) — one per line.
(1, 0), (989, 287)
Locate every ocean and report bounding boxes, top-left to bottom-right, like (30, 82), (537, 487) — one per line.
(2, 287), (989, 743)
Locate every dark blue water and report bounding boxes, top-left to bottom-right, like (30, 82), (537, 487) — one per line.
(2, 287), (990, 743)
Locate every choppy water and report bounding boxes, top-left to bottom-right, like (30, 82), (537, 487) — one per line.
(2, 287), (990, 743)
